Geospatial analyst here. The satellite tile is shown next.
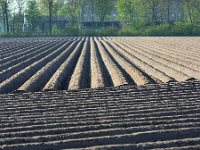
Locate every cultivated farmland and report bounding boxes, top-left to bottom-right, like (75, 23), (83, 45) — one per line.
(1, 37), (200, 94)
(0, 81), (200, 149)
(0, 37), (200, 149)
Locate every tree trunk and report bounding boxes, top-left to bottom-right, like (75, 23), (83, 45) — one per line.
(3, 13), (6, 33)
(13, 13), (15, 36)
(49, 0), (52, 35)
(151, 1), (157, 25)
(56, 14), (58, 34)
(4, 3), (9, 33)
(152, 7), (156, 24)
(185, 2), (193, 25)
(167, 0), (170, 23)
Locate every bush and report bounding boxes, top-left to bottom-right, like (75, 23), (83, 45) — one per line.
(120, 26), (140, 36)
(1, 22), (200, 37)
(142, 24), (170, 36)
(170, 22), (192, 36)
(81, 26), (119, 36)
(192, 26), (200, 35)
(64, 26), (80, 36)
(52, 25), (81, 36)
(141, 22), (200, 36)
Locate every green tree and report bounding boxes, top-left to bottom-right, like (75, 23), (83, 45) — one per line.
(58, 0), (84, 33)
(53, 0), (65, 17)
(117, 0), (145, 26)
(14, 0), (25, 33)
(60, 0), (82, 25)
(0, 0), (12, 33)
(0, 5), (4, 32)
(183, 0), (200, 26)
(94, 0), (115, 24)
(117, 0), (134, 25)
(53, 0), (65, 33)
(39, 0), (53, 35)
(145, 0), (160, 25)
(25, 0), (40, 32)
(85, 0), (96, 22)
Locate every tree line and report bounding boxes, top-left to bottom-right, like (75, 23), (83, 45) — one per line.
(0, 0), (200, 36)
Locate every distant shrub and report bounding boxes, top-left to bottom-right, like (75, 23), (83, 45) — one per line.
(98, 27), (119, 36)
(192, 26), (200, 35)
(142, 24), (170, 36)
(120, 26), (140, 36)
(170, 22), (192, 36)
(0, 32), (13, 37)
(81, 26), (119, 36)
(64, 25), (81, 36)
(1, 22), (200, 37)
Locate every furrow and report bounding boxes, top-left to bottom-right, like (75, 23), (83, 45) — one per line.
(116, 39), (192, 82)
(43, 39), (84, 91)
(125, 39), (200, 79)
(1, 122), (200, 147)
(68, 38), (91, 90)
(1, 127), (200, 150)
(109, 40), (174, 83)
(0, 40), (67, 84)
(94, 38), (128, 87)
(17, 40), (80, 92)
(0, 41), (73, 94)
(0, 41), (54, 71)
(90, 37), (105, 88)
(102, 39), (152, 85)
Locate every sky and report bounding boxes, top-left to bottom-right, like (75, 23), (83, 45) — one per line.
(10, 0), (27, 13)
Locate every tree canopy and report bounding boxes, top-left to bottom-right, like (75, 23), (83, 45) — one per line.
(0, 0), (200, 35)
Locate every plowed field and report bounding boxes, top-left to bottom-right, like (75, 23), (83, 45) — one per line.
(1, 37), (200, 94)
(0, 81), (200, 149)
(1, 37), (200, 149)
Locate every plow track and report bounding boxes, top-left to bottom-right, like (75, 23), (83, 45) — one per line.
(0, 37), (200, 94)
(0, 80), (200, 149)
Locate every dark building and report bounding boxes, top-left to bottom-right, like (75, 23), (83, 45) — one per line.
(40, 16), (68, 32)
